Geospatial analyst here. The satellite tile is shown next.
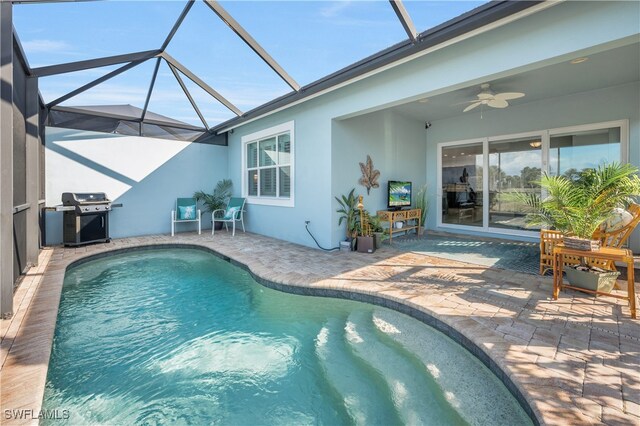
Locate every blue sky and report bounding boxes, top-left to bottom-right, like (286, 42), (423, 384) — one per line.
(14, 0), (486, 127)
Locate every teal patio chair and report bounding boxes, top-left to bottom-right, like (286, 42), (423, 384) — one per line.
(171, 197), (201, 236)
(212, 197), (246, 236)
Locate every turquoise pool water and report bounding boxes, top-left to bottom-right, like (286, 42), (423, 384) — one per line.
(43, 248), (532, 425)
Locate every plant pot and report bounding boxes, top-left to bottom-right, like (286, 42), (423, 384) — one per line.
(214, 221), (224, 231)
(564, 237), (600, 251)
(563, 266), (619, 293)
(357, 236), (376, 253)
(373, 232), (384, 249)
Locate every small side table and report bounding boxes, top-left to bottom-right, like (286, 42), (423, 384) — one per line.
(553, 244), (636, 319)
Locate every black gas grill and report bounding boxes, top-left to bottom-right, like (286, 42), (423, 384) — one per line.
(62, 192), (112, 246)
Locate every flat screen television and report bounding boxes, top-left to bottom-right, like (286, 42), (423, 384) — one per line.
(388, 180), (412, 210)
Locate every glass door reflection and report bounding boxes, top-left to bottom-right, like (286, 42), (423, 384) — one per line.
(488, 137), (542, 230)
(441, 143), (483, 227)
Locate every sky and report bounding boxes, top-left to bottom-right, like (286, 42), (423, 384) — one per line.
(14, 0), (487, 127)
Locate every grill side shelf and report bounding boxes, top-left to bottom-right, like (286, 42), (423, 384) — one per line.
(44, 203), (123, 212)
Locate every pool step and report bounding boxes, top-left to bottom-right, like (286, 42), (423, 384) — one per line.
(315, 318), (399, 426)
(372, 309), (532, 425)
(345, 311), (465, 425)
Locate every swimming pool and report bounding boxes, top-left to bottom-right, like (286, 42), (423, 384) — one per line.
(43, 247), (532, 425)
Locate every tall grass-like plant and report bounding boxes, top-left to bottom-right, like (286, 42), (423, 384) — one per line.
(518, 163), (640, 238)
(415, 184), (429, 228)
(336, 188), (359, 239)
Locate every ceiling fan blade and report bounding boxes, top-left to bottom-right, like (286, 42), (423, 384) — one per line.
(488, 99), (509, 108)
(463, 102), (482, 112)
(494, 92), (525, 101)
(454, 100), (483, 105)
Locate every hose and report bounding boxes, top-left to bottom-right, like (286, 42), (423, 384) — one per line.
(305, 222), (340, 251)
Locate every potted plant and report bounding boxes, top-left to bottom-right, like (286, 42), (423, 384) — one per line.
(519, 162), (640, 291)
(369, 215), (386, 249)
(415, 184), (429, 235)
(336, 188), (359, 250)
(194, 179), (233, 231)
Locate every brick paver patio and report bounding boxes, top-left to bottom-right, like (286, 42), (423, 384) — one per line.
(1, 231), (638, 425)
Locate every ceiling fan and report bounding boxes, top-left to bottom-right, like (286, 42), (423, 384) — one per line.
(462, 83), (525, 112)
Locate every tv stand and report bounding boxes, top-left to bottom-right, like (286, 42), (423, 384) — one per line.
(376, 208), (421, 243)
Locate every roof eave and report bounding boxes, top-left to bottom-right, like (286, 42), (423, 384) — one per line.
(212, 0), (547, 134)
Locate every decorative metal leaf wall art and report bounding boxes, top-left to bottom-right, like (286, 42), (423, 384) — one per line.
(358, 155), (380, 195)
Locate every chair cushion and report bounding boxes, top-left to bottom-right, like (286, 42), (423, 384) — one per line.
(223, 206), (239, 220)
(601, 208), (633, 232)
(178, 205), (196, 220)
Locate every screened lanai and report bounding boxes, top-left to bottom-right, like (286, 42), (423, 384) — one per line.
(0, 0), (543, 317)
(9, 0), (520, 138)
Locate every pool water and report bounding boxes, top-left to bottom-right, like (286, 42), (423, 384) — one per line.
(43, 248), (532, 425)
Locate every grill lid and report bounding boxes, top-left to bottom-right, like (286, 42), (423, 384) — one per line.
(62, 192), (111, 205)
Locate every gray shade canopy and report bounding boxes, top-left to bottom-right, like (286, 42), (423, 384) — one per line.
(48, 104), (225, 144)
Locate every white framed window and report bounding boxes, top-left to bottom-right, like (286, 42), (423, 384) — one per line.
(241, 121), (294, 207)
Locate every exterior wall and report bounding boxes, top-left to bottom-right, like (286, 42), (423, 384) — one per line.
(425, 82), (640, 251)
(227, 102), (334, 248)
(225, 0), (639, 249)
(44, 127), (228, 244)
(331, 110), (426, 246)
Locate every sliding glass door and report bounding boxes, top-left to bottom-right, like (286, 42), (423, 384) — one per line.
(441, 142), (483, 227)
(438, 121), (627, 236)
(488, 137), (542, 231)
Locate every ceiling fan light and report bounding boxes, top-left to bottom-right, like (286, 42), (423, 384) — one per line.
(529, 141), (542, 148)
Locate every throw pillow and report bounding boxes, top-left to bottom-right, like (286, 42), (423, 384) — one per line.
(223, 206), (239, 220)
(178, 205), (196, 220)
(601, 208), (633, 232)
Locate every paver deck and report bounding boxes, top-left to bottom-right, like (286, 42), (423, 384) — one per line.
(1, 231), (638, 425)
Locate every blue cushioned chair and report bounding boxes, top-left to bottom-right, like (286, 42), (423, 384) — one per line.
(212, 197), (246, 236)
(171, 197), (201, 236)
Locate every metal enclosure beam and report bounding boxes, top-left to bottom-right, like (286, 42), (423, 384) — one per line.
(31, 49), (160, 77)
(25, 77), (40, 267)
(12, 29), (31, 75)
(167, 62), (209, 129)
(161, 0), (194, 51)
(0, 1), (14, 317)
(203, 0), (300, 92)
(47, 59), (148, 108)
(161, 52), (242, 117)
(141, 58), (161, 123)
(389, 0), (418, 42)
